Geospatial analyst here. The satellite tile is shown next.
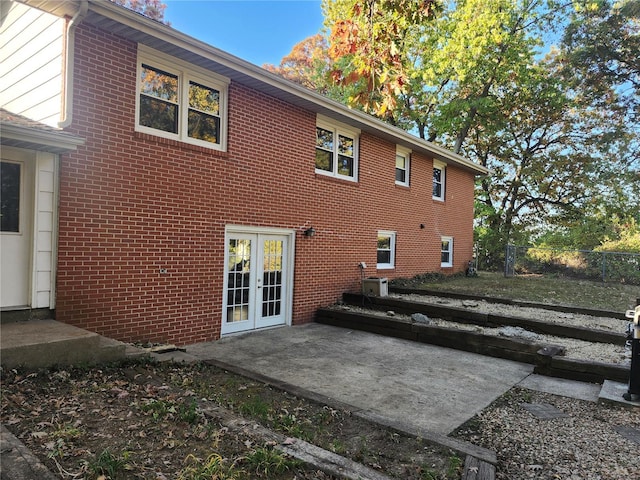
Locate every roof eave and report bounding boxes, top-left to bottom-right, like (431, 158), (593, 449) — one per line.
(1, 123), (85, 154)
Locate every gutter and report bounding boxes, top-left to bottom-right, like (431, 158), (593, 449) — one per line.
(58, 0), (88, 128)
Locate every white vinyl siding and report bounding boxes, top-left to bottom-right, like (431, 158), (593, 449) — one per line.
(0, 2), (64, 126)
(34, 152), (58, 307)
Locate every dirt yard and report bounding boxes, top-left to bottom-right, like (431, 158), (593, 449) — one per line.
(2, 280), (638, 480)
(0, 360), (464, 480)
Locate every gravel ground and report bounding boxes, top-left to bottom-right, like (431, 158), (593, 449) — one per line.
(340, 294), (640, 480)
(382, 294), (633, 365)
(452, 387), (640, 480)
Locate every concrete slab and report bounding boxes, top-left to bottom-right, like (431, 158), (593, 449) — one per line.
(599, 380), (640, 408)
(518, 374), (601, 402)
(1, 320), (126, 369)
(186, 323), (534, 435)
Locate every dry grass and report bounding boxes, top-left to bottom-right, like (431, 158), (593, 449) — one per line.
(412, 272), (639, 312)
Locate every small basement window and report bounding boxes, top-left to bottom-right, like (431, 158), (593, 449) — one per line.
(377, 231), (396, 269)
(441, 236), (453, 268)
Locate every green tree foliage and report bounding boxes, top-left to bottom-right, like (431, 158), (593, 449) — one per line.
(272, 0), (637, 268)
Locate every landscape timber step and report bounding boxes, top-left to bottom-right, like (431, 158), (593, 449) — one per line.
(343, 293), (625, 345)
(536, 356), (629, 384)
(389, 286), (626, 320)
(316, 308), (629, 384)
(461, 456), (496, 480)
(0, 320), (127, 369)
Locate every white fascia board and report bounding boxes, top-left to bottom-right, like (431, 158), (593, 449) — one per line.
(1, 123), (85, 153)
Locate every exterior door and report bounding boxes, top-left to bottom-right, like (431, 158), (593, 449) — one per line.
(222, 231), (290, 335)
(1, 154), (34, 308)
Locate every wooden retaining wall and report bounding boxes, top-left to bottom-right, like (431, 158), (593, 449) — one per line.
(317, 304), (629, 384)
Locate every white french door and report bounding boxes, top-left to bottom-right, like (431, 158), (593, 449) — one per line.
(222, 230), (292, 335)
(1, 153), (34, 308)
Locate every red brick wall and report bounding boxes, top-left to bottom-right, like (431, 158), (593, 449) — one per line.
(57, 24), (477, 345)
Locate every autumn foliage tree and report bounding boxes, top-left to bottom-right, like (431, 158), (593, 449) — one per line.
(109, 0), (168, 23)
(263, 34), (332, 92)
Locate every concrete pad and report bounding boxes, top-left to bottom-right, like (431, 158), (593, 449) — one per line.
(599, 380), (640, 408)
(1, 320), (126, 369)
(186, 323), (534, 435)
(518, 374), (601, 402)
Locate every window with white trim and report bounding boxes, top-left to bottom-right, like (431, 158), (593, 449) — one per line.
(395, 146), (411, 186)
(136, 46), (229, 151)
(377, 231), (396, 269)
(433, 160), (446, 201)
(315, 117), (359, 180)
(441, 236), (453, 268)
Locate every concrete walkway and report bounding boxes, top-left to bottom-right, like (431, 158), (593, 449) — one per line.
(185, 323), (535, 435)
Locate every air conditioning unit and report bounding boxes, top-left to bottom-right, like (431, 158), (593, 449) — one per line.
(362, 277), (388, 297)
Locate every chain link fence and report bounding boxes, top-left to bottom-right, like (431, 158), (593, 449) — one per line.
(504, 245), (640, 285)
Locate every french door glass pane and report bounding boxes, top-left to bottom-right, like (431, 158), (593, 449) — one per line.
(227, 239), (251, 323)
(261, 240), (283, 319)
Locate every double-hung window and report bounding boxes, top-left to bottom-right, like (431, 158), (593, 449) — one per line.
(377, 231), (396, 269)
(315, 116), (359, 181)
(136, 46), (229, 151)
(395, 146), (411, 186)
(433, 160), (446, 201)
(441, 236), (453, 268)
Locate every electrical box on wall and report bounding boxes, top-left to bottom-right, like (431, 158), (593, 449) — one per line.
(362, 277), (388, 296)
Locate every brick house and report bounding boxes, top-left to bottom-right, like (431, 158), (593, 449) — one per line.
(1, 0), (488, 344)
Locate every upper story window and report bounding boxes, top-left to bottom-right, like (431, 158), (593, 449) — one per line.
(315, 116), (359, 181)
(433, 160), (446, 201)
(136, 46), (229, 151)
(395, 146), (411, 186)
(441, 236), (453, 267)
(377, 231), (396, 269)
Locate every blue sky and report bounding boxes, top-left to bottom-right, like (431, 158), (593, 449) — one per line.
(164, 1), (324, 67)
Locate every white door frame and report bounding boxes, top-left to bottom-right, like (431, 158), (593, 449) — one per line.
(1, 146), (59, 311)
(1, 148), (34, 308)
(221, 225), (295, 335)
